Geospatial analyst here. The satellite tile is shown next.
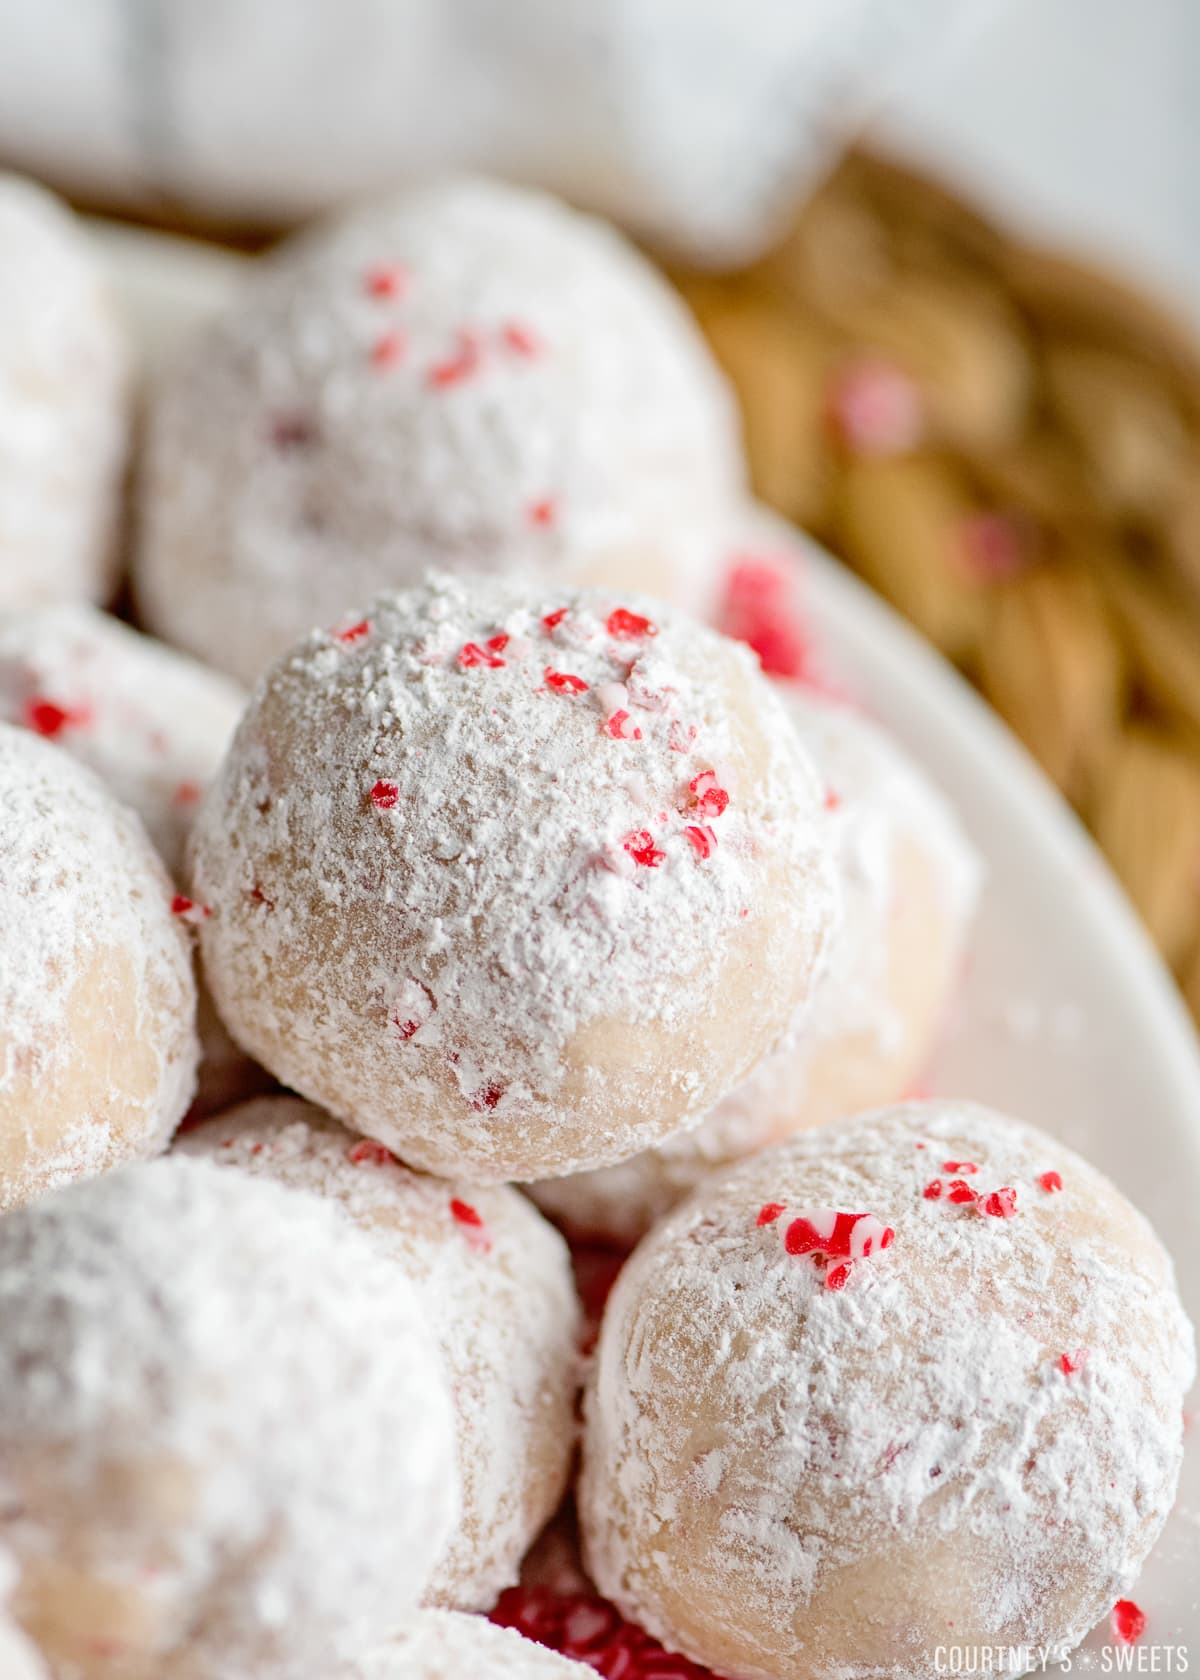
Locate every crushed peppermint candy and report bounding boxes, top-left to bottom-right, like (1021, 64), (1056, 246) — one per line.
(370, 331), (406, 369)
(545, 668), (589, 695)
(348, 1139), (397, 1167)
(781, 1207), (895, 1261)
(542, 608), (569, 633)
(1112, 1601), (1147, 1644)
(979, 1187), (1018, 1219)
(528, 498), (557, 528)
(689, 770), (730, 818)
(684, 825), (718, 861)
(369, 780), (399, 810)
(364, 264), (408, 298)
(607, 609), (658, 641)
(602, 710), (642, 741)
(22, 696), (91, 737)
(428, 328), (483, 388)
(335, 619), (372, 645)
(501, 321), (541, 357)
(171, 894), (211, 925)
(1060, 1348), (1089, 1377)
(942, 1161), (978, 1174)
(624, 831), (666, 869)
(492, 1585), (714, 1677)
(1039, 1171), (1064, 1194)
(459, 640), (507, 670)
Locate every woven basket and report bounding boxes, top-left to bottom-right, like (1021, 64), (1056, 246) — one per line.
(674, 147), (1200, 1029)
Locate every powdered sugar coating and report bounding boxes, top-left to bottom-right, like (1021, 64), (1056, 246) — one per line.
(579, 1102), (1195, 1680)
(190, 573), (839, 1181)
(136, 175), (743, 684)
(180, 1096), (581, 1611)
(0, 724), (198, 1211)
(0, 173), (128, 609)
(531, 692), (982, 1243)
(343, 1610), (595, 1679)
(0, 1157), (459, 1680)
(0, 604), (245, 876)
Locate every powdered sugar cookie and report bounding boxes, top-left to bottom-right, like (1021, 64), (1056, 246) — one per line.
(0, 173), (128, 610)
(0, 604), (244, 876)
(531, 691), (981, 1244)
(136, 176), (743, 684)
(0, 724), (198, 1211)
(0, 1157), (459, 1680)
(579, 1102), (1195, 1680)
(0, 606), (261, 1118)
(346, 1611), (594, 1679)
(189, 574), (839, 1181)
(181, 1096), (580, 1610)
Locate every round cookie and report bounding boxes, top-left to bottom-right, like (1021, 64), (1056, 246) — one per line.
(0, 603), (245, 875)
(0, 173), (129, 610)
(0, 724), (198, 1211)
(188, 574), (839, 1181)
(345, 1611), (595, 1679)
(135, 175), (743, 683)
(579, 1101), (1195, 1680)
(531, 690), (981, 1244)
(181, 1096), (581, 1610)
(0, 1157), (459, 1680)
(0, 606), (261, 1119)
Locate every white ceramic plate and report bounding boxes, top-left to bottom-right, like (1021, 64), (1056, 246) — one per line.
(94, 220), (1200, 1667)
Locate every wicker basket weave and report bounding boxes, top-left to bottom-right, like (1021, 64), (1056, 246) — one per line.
(675, 148), (1200, 1028)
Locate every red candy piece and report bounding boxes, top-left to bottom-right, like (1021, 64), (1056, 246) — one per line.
(364, 264), (408, 299)
(718, 557), (812, 681)
(450, 1198), (484, 1229)
(501, 321), (541, 357)
(942, 1161), (978, 1174)
(757, 1202), (787, 1226)
(370, 780), (399, 810)
(370, 330), (406, 368)
(689, 771), (730, 819)
(980, 1187), (1018, 1218)
(173, 780), (201, 806)
(607, 608), (658, 641)
(170, 895), (210, 925)
(545, 667), (588, 695)
(486, 633), (510, 656)
(783, 1209), (894, 1260)
(684, 825), (717, 860)
(1112, 1601), (1146, 1644)
(542, 607), (569, 632)
(468, 1080), (504, 1113)
(922, 1179), (944, 1200)
(428, 329), (482, 388)
(491, 1586), (714, 1679)
(825, 1262), (852, 1292)
(23, 697), (91, 738)
(624, 830), (666, 869)
(528, 497), (557, 528)
(1039, 1171), (1063, 1194)
(348, 1140), (396, 1167)
(459, 640), (507, 669)
(1060, 1348), (1089, 1377)
(603, 709), (643, 741)
(946, 1180), (978, 1204)
(335, 619), (371, 645)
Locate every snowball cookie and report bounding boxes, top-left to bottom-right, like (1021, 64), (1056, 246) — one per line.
(579, 1102), (1196, 1680)
(0, 173), (129, 610)
(180, 1096), (581, 1610)
(0, 724), (198, 1212)
(531, 692), (982, 1244)
(136, 176), (743, 684)
(345, 1611), (594, 1679)
(0, 1157), (459, 1680)
(189, 574), (839, 1181)
(0, 604), (245, 877)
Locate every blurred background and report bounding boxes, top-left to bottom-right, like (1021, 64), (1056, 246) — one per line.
(3, 0), (1198, 1018)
